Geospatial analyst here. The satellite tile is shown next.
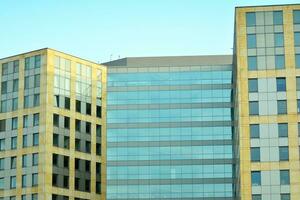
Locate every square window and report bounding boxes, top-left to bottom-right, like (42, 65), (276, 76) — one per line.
(251, 147), (260, 162)
(279, 146), (289, 161)
(248, 56), (257, 70)
(278, 123), (288, 137)
(251, 171), (261, 186)
(248, 78), (258, 92)
(277, 100), (287, 114)
(295, 32), (300, 46)
(249, 101), (259, 115)
(246, 12), (256, 26)
(293, 10), (300, 24)
(247, 34), (256, 49)
(275, 55), (285, 69)
(276, 78), (286, 91)
(274, 33), (284, 47)
(273, 11), (283, 25)
(280, 170), (290, 185)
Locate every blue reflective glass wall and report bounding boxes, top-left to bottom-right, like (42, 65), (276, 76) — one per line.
(106, 62), (234, 200)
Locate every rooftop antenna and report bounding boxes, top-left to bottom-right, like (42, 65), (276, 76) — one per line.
(110, 54), (113, 61)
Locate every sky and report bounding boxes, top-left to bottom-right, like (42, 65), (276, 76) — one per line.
(0, 0), (299, 63)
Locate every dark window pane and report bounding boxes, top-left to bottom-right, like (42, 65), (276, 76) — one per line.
(279, 146), (289, 161)
(251, 147), (260, 162)
(273, 11), (283, 25)
(275, 55), (285, 69)
(251, 171), (261, 186)
(247, 34), (256, 48)
(278, 123), (288, 137)
(249, 101), (259, 115)
(280, 170), (290, 185)
(250, 124), (259, 138)
(295, 54), (300, 68)
(295, 32), (300, 46)
(246, 12), (256, 26)
(293, 10), (300, 24)
(248, 56), (257, 70)
(276, 78), (286, 91)
(277, 100), (287, 114)
(248, 79), (258, 92)
(274, 33), (284, 47)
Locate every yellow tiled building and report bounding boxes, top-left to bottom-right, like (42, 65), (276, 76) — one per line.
(234, 4), (300, 200)
(0, 48), (106, 200)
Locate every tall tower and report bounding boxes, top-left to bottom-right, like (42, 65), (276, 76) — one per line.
(234, 4), (300, 200)
(0, 48), (106, 200)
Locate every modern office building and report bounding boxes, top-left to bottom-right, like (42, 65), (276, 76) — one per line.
(234, 4), (300, 200)
(1, 3), (300, 200)
(0, 48), (106, 200)
(104, 56), (235, 200)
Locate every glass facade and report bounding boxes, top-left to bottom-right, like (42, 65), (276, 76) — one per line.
(106, 60), (234, 200)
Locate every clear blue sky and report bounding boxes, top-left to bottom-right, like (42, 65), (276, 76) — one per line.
(0, 0), (299, 63)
